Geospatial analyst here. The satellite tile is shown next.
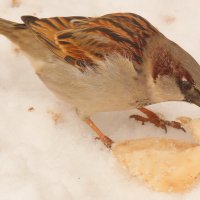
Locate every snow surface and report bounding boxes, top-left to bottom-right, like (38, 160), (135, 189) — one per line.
(1, 0), (200, 199)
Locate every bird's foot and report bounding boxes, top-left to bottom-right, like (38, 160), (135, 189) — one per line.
(85, 118), (114, 148)
(130, 107), (185, 132)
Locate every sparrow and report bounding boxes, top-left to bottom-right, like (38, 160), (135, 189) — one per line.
(0, 13), (200, 148)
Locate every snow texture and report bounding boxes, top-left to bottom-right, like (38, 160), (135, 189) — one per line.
(0, 0), (200, 199)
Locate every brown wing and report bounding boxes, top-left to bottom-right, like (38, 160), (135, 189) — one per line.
(21, 13), (158, 72)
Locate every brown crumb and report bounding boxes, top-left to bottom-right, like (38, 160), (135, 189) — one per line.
(47, 110), (63, 125)
(11, 0), (21, 7)
(12, 46), (21, 55)
(28, 107), (35, 112)
(164, 15), (176, 24)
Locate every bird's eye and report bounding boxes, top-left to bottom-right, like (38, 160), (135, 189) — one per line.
(180, 81), (192, 91)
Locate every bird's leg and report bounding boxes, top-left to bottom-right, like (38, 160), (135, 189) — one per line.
(130, 107), (185, 132)
(85, 118), (114, 148)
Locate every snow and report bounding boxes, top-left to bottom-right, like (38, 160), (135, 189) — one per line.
(0, 0), (200, 199)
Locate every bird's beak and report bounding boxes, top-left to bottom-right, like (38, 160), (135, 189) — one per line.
(191, 97), (200, 107)
(185, 87), (200, 107)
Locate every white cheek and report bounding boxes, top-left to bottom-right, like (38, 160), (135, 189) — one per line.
(148, 76), (184, 103)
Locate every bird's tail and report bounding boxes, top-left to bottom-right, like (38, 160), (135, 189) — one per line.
(0, 17), (50, 59)
(0, 18), (17, 33)
(0, 18), (26, 40)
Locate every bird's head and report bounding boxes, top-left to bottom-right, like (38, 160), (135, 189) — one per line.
(150, 41), (200, 107)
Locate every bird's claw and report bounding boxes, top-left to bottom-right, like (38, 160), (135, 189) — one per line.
(130, 107), (185, 132)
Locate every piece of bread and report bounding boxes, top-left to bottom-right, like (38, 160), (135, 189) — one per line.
(112, 138), (200, 192)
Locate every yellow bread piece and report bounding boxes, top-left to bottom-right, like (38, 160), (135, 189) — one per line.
(112, 138), (200, 192)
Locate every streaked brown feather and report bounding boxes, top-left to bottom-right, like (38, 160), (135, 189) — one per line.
(21, 13), (158, 72)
